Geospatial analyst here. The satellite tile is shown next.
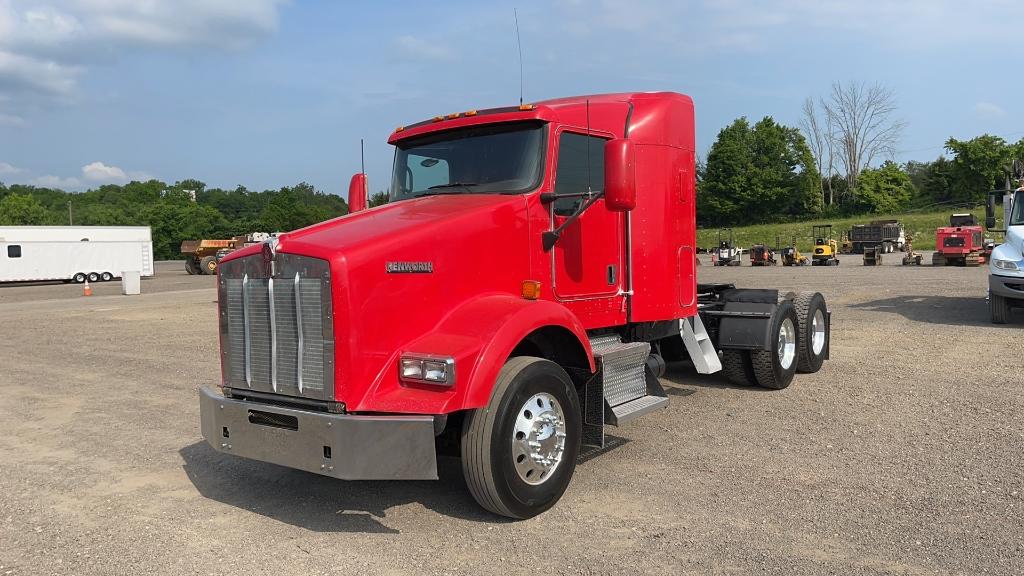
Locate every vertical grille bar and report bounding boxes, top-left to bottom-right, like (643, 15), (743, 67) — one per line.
(242, 273), (252, 388)
(294, 272), (304, 393)
(268, 277), (277, 392)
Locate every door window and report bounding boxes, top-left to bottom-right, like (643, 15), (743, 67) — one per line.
(554, 132), (605, 216)
(7, 245), (21, 258)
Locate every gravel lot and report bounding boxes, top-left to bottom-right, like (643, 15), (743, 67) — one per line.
(1, 257), (1021, 575)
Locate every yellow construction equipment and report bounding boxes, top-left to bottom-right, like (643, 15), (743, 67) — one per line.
(811, 225), (840, 266)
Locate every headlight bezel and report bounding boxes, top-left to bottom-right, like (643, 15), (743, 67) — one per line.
(399, 354), (456, 387)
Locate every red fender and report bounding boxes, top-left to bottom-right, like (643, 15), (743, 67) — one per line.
(353, 294), (593, 414)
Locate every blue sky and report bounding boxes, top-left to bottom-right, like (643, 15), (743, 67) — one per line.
(1, 0), (1022, 200)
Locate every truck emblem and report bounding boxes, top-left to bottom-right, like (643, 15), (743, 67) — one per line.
(386, 261), (433, 274)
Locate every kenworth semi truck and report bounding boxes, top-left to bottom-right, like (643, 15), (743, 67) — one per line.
(199, 92), (831, 518)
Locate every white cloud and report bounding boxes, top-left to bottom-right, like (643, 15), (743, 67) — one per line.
(394, 35), (455, 61)
(81, 160), (128, 183)
(974, 101), (1006, 119)
(0, 0), (286, 107)
(30, 174), (81, 189)
(0, 161), (21, 174)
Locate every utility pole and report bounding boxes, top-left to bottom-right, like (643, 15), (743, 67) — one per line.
(68, 200), (73, 225)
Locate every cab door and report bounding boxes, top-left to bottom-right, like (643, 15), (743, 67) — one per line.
(550, 130), (625, 308)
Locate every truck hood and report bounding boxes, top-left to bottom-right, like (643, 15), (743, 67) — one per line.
(991, 225), (1024, 277)
(281, 194), (526, 258)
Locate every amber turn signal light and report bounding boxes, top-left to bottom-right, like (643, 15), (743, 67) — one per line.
(521, 280), (541, 300)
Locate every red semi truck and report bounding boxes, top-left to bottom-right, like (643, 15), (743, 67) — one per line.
(199, 92), (831, 518)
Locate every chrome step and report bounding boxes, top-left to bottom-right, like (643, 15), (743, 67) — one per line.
(607, 394), (669, 426)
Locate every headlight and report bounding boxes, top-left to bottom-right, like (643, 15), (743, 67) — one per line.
(399, 355), (455, 386)
(993, 259), (1020, 271)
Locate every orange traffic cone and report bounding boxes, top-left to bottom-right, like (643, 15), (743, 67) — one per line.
(83, 280), (92, 297)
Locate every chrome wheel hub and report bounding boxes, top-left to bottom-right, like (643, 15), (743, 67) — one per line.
(778, 317), (796, 370)
(512, 393), (566, 485)
(811, 309), (826, 355)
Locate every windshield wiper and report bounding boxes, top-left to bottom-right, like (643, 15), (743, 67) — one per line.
(428, 182), (477, 190)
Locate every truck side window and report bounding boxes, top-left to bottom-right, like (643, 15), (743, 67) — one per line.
(7, 245), (21, 258)
(554, 132), (605, 216)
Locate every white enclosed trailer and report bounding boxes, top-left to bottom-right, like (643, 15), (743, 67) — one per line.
(0, 226), (154, 283)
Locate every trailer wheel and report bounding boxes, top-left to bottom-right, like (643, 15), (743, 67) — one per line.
(990, 293), (1010, 324)
(721, 350), (756, 386)
(750, 300), (799, 390)
(100, 272), (113, 282)
(793, 292), (828, 374)
(461, 356), (581, 519)
(87, 272), (100, 283)
(72, 272), (87, 284)
(199, 256), (218, 275)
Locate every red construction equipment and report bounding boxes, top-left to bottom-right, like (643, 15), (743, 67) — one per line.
(933, 214), (984, 267)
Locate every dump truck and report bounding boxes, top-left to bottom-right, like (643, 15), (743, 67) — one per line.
(849, 220), (905, 254)
(197, 92), (832, 519)
(181, 233), (271, 275)
(933, 214), (983, 267)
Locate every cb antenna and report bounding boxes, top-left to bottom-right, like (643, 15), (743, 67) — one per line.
(514, 8), (524, 106)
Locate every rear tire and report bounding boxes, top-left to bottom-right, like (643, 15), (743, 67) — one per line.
(87, 272), (100, 283)
(461, 356), (581, 519)
(100, 272), (113, 282)
(185, 259), (199, 275)
(72, 272), (87, 284)
(990, 293), (1010, 324)
(721, 350), (756, 386)
(751, 300), (799, 390)
(792, 292), (828, 374)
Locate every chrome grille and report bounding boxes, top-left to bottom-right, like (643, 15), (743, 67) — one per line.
(218, 253), (334, 401)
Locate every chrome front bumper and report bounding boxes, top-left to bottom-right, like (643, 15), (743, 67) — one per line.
(199, 386), (438, 480)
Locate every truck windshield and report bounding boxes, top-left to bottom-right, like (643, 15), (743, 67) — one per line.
(1010, 191), (1024, 226)
(391, 121), (545, 201)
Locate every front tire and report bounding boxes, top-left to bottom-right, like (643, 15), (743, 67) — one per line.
(461, 356), (581, 519)
(751, 300), (800, 390)
(199, 256), (218, 275)
(990, 292), (1010, 324)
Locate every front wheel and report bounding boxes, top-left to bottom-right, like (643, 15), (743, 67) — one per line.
(461, 356), (581, 519)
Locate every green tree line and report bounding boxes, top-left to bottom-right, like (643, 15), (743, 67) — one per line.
(698, 118), (1024, 227)
(0, 179), (349, 259)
